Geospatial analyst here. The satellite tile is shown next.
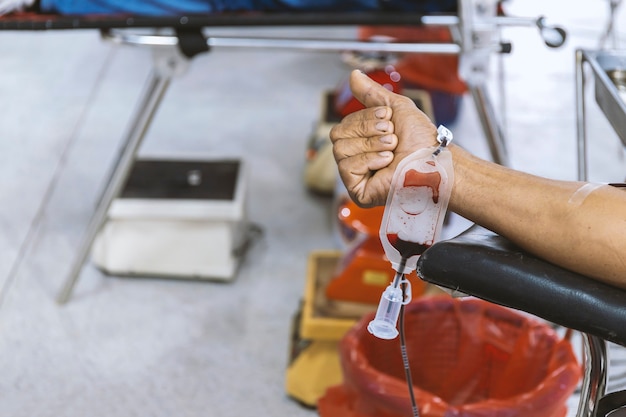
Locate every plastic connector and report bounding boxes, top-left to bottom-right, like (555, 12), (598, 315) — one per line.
(368, 278), (412, 340)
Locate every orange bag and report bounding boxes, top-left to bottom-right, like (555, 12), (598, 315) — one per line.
(318, 296), (581, 417)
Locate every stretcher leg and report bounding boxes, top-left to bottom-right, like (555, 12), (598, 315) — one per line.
(469, 83), (508, 166)
(57, 70), (172, 304)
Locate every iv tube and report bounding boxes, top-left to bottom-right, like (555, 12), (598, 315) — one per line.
(399, 287), (420, 417)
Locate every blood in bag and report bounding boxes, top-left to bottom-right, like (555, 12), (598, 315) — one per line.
(379, 147), (453, 274)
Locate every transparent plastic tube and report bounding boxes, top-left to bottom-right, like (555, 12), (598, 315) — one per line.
(368, 275), (411, 339)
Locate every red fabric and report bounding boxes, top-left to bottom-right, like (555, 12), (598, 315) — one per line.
(318, 296), (581, 417)
(358, 26), (467, 94)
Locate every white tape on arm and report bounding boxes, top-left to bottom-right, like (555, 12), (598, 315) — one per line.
(568, 183), (605, 206)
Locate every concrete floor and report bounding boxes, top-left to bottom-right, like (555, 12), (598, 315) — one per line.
(0, 1), (625, 416)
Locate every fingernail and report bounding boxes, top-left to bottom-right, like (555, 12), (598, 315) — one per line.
(380, 135), (393, 144)
(376, 121), (388, 132)
(375, 108), (387, 119)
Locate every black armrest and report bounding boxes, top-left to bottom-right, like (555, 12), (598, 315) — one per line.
(417, 224), (626, 347)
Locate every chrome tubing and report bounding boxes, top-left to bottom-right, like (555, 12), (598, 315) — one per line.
(56, 71), (172, 304)
(206, 37), (462, 54)
(575, 49), (588, 181)
(469, 83), (509, 166)
(576, 334), (608, 417)
(101, 29), (463, 54)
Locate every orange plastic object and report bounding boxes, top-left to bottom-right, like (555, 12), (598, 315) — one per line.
(318, 296), (581, 417)
(325, 200), (426, 305)
(358, 26), (468, 95)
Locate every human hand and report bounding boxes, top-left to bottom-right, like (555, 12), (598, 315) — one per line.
(330, 69), (438, 207)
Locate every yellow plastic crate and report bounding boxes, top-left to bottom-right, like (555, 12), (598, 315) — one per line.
(300, 250), (376, 341)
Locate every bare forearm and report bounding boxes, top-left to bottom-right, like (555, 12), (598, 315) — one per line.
(329, 70), (626, 287)
(449, 145), (626, 288)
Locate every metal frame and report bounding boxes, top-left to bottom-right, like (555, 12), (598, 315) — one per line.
(57, 51), (179, 303)
(577, 334), (609, 417)
(575, 48), (626, 181)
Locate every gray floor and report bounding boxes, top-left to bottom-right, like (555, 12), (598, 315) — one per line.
(0, 1), (625, 416)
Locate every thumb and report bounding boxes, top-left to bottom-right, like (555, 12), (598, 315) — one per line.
(349, 69), (394, 108)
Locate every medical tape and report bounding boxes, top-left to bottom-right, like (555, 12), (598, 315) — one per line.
(568, 182), (604, 206)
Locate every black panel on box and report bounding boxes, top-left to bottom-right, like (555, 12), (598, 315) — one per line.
(120, 159), (240, 201)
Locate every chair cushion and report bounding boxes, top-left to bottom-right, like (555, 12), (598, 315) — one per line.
(417, 224), (626, 347)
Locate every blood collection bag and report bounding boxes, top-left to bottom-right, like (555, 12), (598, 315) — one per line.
(368, 126), (454, 339)
(379, 141), (454, 274)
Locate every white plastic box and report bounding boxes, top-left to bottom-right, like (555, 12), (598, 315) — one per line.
(91, 157), (247, 281)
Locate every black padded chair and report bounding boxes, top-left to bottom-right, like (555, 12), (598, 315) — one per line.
(416, 224), (626, 417)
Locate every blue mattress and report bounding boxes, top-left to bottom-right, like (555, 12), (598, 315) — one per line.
(37, 0), (457, 15)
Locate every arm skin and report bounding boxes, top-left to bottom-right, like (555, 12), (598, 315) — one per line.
(330, 70), (626, 288)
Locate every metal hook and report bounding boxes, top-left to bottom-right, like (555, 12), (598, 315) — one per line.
(536, 16), (567, 48)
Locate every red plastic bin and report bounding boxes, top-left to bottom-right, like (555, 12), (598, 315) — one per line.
(319, 296), (581, 417)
